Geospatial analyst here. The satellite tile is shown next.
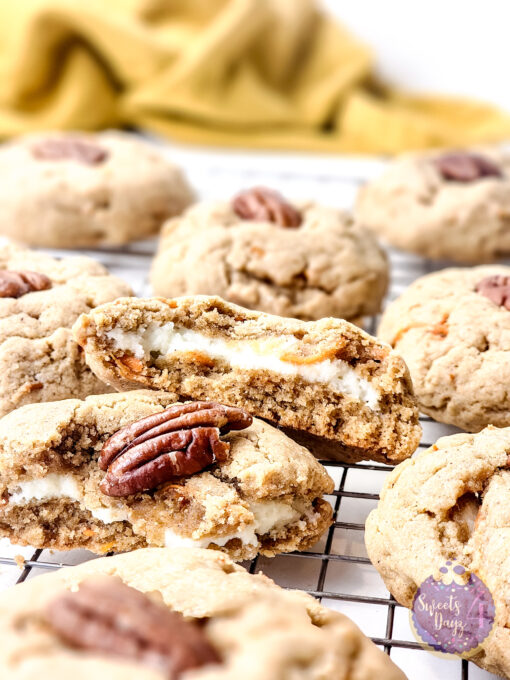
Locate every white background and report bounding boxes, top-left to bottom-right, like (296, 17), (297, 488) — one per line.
(326, 0), (510, 109)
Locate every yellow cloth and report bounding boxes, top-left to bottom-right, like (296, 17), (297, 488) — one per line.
(0, 0), (509, 153)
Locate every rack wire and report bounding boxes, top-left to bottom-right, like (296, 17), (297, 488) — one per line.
(0, 148), (494, 679)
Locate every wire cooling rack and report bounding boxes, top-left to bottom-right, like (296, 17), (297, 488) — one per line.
(0, 143), (498, 680)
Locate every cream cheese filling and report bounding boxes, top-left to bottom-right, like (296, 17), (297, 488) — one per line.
(107, 322), (380, 410)
(8, 474), (130, 524)
(7, 475), (309, 548)
(164, 499), (303, 549)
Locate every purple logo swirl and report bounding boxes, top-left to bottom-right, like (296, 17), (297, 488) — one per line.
(411, 561), (495, 657)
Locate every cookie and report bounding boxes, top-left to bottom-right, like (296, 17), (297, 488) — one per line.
(0, 390), (333, 559)
(0, 131), (194, 247)
(365, 425), (510, 677)
(0, 547), (406, 680)
(72, 295), (421, 464)
(356, 149), (510, 262)
(0, 240), (132, 417)
(150, 187), (389, 322)
(379, 265), (510, 431)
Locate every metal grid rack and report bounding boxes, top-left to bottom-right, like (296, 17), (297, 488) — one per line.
(0, 147), (496, 680)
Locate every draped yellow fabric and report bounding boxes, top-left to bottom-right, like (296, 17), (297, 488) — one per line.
(0, 0), (509, 153)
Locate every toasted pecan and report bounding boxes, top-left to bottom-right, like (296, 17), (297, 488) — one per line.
(434, 152), (502, 182)
(99, 401), (253, 496)
(0, 270), (51, 298)
(232, 187), (302, 227)
(31, 137), (109, 165)
(45, 577), (219, 678)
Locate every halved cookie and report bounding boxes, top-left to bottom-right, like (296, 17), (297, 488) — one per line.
(0, 547), (406, 679)
(73, 295), (421, 463)
(0, 391), (333, 560)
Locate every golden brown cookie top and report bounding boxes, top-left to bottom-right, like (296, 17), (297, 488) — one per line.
(366, 425), (510, 677)
(0, 131), (194, 248)
(356, 147), (510, 263)
(379, 265), (510, 431)
(150, 198), (388, 322)
(0, 240), (132, 342)
(0, 240), (132, 417)
(0, 547), (406, 679)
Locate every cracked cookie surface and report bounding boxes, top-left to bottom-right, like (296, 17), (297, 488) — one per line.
(0, 240), (132, 417)
(0, 390), (333, 560)
(356, 149), (510, 263)
(379, 265), (510, 431)
(0, 547), (406, 680)
(73, 295), (421, 464)
(365, 425), (510, 677)
(0, 131), (194, 247)
(150, 200), (388, 321)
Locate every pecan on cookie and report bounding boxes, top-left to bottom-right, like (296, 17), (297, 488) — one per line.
(356, 149), (510, 263)
(0, 242), (132, 419)
(45, 576), (219, 677)
(31, 137), (109, 165)
(232, 187), (302, 227)
(1, 132), (194, 248)
(433, 152), (502, 182)
(0, 391), (333, 559)
(475, 274), (510, 310)
(99, 401), (253, 496)
(150, 202), (388, 322)
(0, 547), (407, 679)
(0, 270), (52, 298)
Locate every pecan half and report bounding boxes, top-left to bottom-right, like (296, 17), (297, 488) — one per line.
(0, 270), (51, 298)
(45, 576), (219, 678)
(433, 152), (502, 182)
(232, 187), (302, 227)
(475, 275), (510, 310)
(31, 137), (109, 165)
(99, 401), (253, 497)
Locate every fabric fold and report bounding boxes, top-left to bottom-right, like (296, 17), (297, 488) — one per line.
(0, 0), (507, 153)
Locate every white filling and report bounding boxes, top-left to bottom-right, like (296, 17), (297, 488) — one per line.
(164, 500), (303, 549)
(107, 322), (380, 410)
(9, 474), (81, 505)
(8, 477), (305, 548)
(8, 474), (130, 524)
(164, 525), (258, 549)
(87, 505), (130, 524)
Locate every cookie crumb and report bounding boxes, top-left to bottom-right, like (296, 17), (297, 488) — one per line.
(14, 554), (25, 569)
